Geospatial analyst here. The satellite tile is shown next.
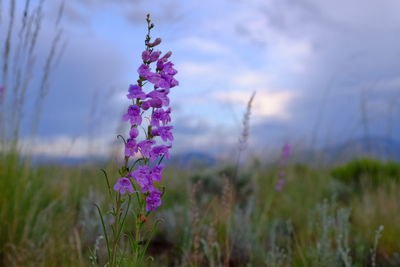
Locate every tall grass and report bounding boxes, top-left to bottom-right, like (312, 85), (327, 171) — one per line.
(0, 0), (65, 147)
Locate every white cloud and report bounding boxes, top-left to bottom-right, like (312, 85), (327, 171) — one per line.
(19, 136), (113, 158)
(212, 90), (294, 119)
(231, 70), (271, 87)
(177, 60), (293, 119)
(178, 60), (274, 85)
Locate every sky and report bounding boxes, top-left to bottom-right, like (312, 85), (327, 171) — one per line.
(1, 0), (400, 159)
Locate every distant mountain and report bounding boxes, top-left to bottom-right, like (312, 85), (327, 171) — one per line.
(168, 151), (217, 168)
(30, 155), (108, 166)
(29, 151), (217, 168)
(27, 137), (399, 167)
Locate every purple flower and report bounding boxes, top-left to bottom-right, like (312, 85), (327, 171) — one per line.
(142, 50), (151, 62)
(282, 143), (291, 159)
(113, 177), (134, 194)
(138, 64), (170, 87)
(127, 84), (146, 100)
(164, 75), (178, 88)
(161, 62), (178, 75)
(141, 101), (151, 110)
(161, 108), (172, 124)
(149, 51), (161, 62)
(123, 105), (142, 125)
(146, 188), (162, 211)
(152, 126), (173, 142)
(125, 138), (139, 157)
(130, 166), (153, 193)
(118, 22), (178, 213)
(157, 52), (172, 69)
(160, 74), (178, 89)
(150, 145), (171, 160)
(151, 108), (171, 127)
(150, 109), (163, 127)
(147, 73), (171, 89)
(138, 140), (156, 158)
(139, 51), (178, 89)
(138, 64), (160, 82)
(165, 75), (179, 88)
(130, 127), (139, 139)
(154, 53), (178, 89)
(138, 64), (152, 78)
(151, 164), (164, 182)
(142, 50), (161, 63)
(275, 184), (283, 192)
(144, 68), (176, 89)
(157, 59), (165, 70)
(275, 143), (291, 192)
(147, 90), (170, 107)
(148, 97), (163, 108)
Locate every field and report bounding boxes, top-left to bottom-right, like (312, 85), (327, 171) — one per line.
(1, 153), (400, 266)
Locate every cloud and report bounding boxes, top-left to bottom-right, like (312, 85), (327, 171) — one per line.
(20, 136), (112, 158)
(68, 0), (186, 25)
(178, 60), (274, 87)
(230, 70), (272, 87)
(227, 0), (400, 144)
(212, 90), (294, 119)
(173, 122), (239, 156)
(124, 0), (185, 25)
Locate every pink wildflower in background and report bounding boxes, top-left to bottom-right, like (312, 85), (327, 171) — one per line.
(275, 143), (291, 192)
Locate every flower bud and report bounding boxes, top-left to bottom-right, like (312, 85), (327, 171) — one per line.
(130, 127), (139, 138)
(148, 38), (162, 47)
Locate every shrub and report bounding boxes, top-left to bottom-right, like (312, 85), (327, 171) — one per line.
(331, 158), (400, 188)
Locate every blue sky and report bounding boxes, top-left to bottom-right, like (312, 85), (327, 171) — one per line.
(1, 0), (400, 158)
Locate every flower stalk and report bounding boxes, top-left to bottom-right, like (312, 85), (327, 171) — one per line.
(93, 14), (178, 266)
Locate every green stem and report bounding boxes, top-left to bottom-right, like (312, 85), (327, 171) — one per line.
(94, 204), (111, 262)
(111, 194), (122, 267)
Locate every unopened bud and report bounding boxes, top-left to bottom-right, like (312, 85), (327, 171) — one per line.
(148, 38), (162, 47)
(163, 51), (172, 59)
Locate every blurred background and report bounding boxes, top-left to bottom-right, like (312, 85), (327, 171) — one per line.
(1, 1), (400, 266)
